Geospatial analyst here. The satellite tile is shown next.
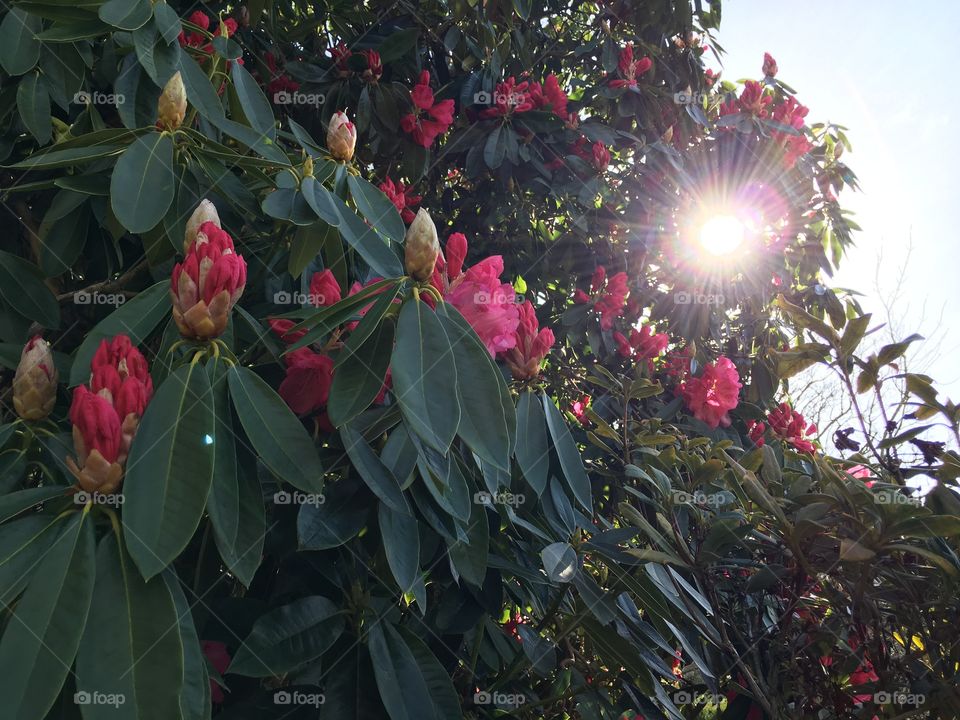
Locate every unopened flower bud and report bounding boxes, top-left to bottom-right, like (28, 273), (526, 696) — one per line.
(404, 209), (439, 281)
(184, 199), (221, 253)
(13, 336), (57, 420)
(833, 141), (844, 160)
(762, 52), (778, 78)
(327, 111), (356, 162)
(157, 71), (187, 131)
(661, 125), (674, 144)
(302, 154), (314, 178)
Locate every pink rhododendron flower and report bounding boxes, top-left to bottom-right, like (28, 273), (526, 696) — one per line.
(279, 348), (335, 416)
(762, 52), (778, 77)
(746, 420), (766, 447)
(737, 80), (772, 117)
(570, 395), (591, 426)
(592, 142), (610, 171)
(309, 269), (342, 307)
(379, 176), (422, 223)
(500, 301), (555, 380)
(680, 357), (741, 429)
(479, 76), (535, 118)
(202, 641), (231, 704)
(613, 325), (668, 362)
(770, 95), (812, 167)
(609, 43), (653, 88)
(594, 272), (629, 330)
(360, 49), (382, 82)
(400, 71), (455, 147)
(329, 41), (352, 78)
(767, 402), (817, 453)
(431, 233), (520, 356)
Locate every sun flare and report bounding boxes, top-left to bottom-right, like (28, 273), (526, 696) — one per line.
(698, 214), (746, 256)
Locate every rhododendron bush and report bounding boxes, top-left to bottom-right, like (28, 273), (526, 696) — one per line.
(1, 0), (960, 718)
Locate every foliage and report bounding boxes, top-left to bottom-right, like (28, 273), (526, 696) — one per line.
(0, 0), (958, 718)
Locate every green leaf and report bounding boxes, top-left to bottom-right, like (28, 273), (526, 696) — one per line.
(297, 491), (368, 550)
(228, 365), (325, 493)
(396, 627), (462, 718)
(0, 514), (61, 605)
(368, 623), (435, 720)
(391, 300), (460, 455)
(436, 303), (515, 471)
(378, 502), (420, 595)
(347, 174), (405, 244)
(483, 125), (506, 169)
(341, 424), (406, 512)
(0, 486), (68, 524)
(541, 541), (577, 582)
(9, 143), (127, 170)
(0, 249), (60, 328)
(230, 62), (276, 140)
(123, 363), (216, 579)
(111, 132), (176, 233)
(165, 569), (212, 720)
(228, 596), (345, 676)
(0, 9), (43, 75)
(448, 500), (489, 587)
(76, 534), (184, 720)
(206, 359), (264, 587)
(69, 280), (169, 385)
(888, 515), (960, 539)
(377, 27), (420, 62)
(262, 187), (316, 225)
(541, 392), (592, 511)
(327, 303), (396, 427)
(98, 0), (152, 30)
(17, 71), (51, 145)
(515, 390), (549, 496)
(331, 194), (404, 278)
(300, 177), (342, 226)
(178, 50), (225, 122)
(289, 221), (336, 278)
(0, 511), (95, 720)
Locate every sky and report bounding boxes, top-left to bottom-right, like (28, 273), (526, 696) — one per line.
(716, 0), (960, 403)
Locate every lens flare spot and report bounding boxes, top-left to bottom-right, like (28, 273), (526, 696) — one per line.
(699, 215), (745, 256)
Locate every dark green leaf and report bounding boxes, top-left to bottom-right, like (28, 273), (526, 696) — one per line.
(541, 392), (592, 511)
(341, 424), (406, 512)
(111, 132), (176, 233)
(347, 174), (405, 244)
(378, 502), (420, 595)
(0, 249), (60, 328)
(98, 0), (152, 30)
(515, 390), (549, 496)
(368, 623), (435, 720)
(0, 9), (43, 75)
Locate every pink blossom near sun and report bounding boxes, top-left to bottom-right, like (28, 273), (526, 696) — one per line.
(500, 301), (555, 380)
(680, 356), (742, 429)
(766, 402), (817, 453)
(431, 233), (520, 356)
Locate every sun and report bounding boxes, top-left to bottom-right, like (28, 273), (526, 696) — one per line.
(698, 214), (746, 256)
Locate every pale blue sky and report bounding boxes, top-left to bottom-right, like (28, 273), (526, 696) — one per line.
(718, 1), (960, 400)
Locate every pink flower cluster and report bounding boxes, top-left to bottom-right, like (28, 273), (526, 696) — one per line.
(178, 12), (238, 52)
(269, 270), (390, 428)
(574, 266), (629, 330)
(263, 51), (299, 100)
(400, 71), (455, 148)
(432, 233), (520, 356)
(378, 176), (421, 223)
(614, 325), (668, 368)
(478, 74), (569, 120)
(679, 357), (741, 429)
(501, 301), (555, 381)
(609, 44), (653, 89)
